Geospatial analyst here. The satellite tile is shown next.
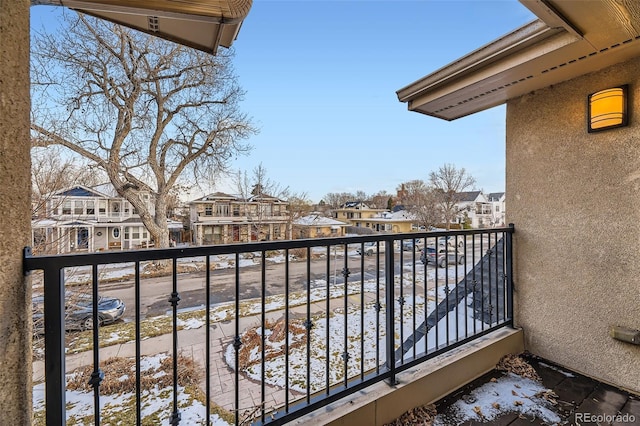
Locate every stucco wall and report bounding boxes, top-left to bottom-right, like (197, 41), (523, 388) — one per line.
(507, 57), (640, 393)
(0, 0), (33, 421)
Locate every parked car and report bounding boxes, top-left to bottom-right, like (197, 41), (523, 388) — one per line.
(32, 291), (126, 333)
(356, 241), (385, 256)
(437, 235), (465, 248)
(402, 240), (423, 251)
(420, 246), (465, 267)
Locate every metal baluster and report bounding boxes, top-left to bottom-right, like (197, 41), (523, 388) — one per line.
(135, 262), (141, 426)
(205, 256), (211, 425)
(169, 258), (181, 425)
(89, 264), (103, 426)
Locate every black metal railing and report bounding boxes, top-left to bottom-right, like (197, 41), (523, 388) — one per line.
(24, 225), (514, 426)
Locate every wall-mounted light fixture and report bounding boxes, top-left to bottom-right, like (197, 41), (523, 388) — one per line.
(587, 85), (628, 132)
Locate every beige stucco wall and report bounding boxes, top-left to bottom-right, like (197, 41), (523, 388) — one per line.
(507, 56), (640, 393)
(0, 0), (33, 421)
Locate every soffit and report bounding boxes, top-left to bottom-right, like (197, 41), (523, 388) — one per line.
(34, 0), (253, 54)
(397, 0), (640, 120)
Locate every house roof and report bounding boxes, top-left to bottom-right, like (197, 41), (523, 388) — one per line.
(191, 191), (287, 204)
(369, 210), (416, 223)
(340, 201), (368, 209)
(455, 191), (484, 203)
(193, 192), (238, 202)
(488, 192), (505, 201)
(397, 0), (640, 120)
(53, 185), (112, 199)
(40, 0), (253, 55)
(294, 214), (348, 227)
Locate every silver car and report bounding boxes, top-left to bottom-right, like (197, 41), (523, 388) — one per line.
(33, 291), (126, 333)
(421, 246), (465, 267)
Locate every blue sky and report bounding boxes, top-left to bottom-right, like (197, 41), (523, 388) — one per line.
(31, 1), (535, 203)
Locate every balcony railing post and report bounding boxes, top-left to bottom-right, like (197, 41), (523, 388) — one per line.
(44, 265), (66, 426)
(506, 224), (515, 322)
(384, 240), (396, 385)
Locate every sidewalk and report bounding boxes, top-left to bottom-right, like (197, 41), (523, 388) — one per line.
(32, 295), (363, 418)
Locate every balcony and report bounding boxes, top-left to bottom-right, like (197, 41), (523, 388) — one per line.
(25, 226), (515, 425)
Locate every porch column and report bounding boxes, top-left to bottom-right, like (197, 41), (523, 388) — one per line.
(0, 0), (32, 422)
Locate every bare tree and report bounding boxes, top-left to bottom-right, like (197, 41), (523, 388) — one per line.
(31, 147), (103, 219)
(397, 180), (441, 230)
(30, 13), (256, 248)
(322, 192), (354, 208)
(369, 190), (394, 210)
(233, 164), (305, 241)
(429, 164), (476, 230)
(31, 148), (106, 254)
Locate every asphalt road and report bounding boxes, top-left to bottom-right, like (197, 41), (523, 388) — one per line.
(100, 241), (488, 322)
(101, 251), (391, 320)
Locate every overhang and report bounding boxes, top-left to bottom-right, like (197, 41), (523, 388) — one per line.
(397, 0), (640, 120)
(32, 0), (253, 54)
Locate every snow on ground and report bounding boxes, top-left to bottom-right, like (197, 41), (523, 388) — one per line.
(433, 372), (561, 425)
(33, 353), (231, 425)
(35, 238), (544, 425)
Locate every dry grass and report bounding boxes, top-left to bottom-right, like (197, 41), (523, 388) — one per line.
(384, 404), (437, 426)
(237, 317), (307, 370)
(66, 353), (200, 395)
(289, 248), (308, 259)
(496, 353), (542, 382)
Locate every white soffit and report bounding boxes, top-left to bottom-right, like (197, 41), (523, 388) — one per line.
(397, 0), (640, 120)
(34, 0), (253, 54)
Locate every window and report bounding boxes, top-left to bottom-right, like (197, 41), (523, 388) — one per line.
(86, 201), (95, 215)
(233, 205), (240, 216)
(216, 203), (229, 216)
(62, 201), (72, 215)
(113, 228), (120, 238)
(124, 202), (130, 214)
(98, 201), (107, 215)
(132, 227), (140, 239)
(261, 204), (272, 216)
(74, 201), (83, 215)
(203, 226), (213, 244)
(124, 227), (129, 239)
(204, 206), (213, 216)
(273, 225), (280, 238)
(273, 205), (280, 215)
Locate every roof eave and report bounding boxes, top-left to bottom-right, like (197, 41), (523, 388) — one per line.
(397, 0), (640, 121)
(33, 0), (253, 54)
(396, 20), (581, 120)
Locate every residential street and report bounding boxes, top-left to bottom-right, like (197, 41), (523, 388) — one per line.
(98, 240), (490, 322)
(100, 252), (398, 321)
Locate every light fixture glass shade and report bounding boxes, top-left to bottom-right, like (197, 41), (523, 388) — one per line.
(588, 85), (628, 132)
